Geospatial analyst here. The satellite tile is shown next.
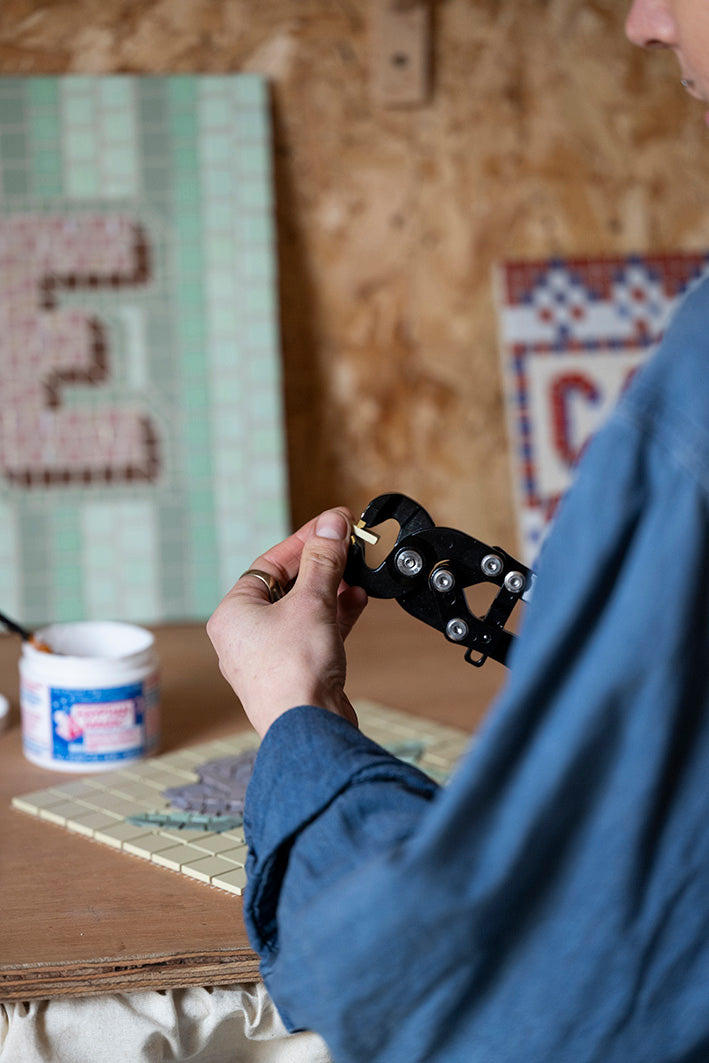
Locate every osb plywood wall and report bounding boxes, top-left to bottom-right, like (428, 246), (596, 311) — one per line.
(1, 0), (706, 552)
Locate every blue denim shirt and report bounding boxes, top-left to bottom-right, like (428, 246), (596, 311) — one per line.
(244, 275), (709, 1062)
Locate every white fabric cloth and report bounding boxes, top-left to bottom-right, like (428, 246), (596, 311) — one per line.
(0, 983), (332, 1063)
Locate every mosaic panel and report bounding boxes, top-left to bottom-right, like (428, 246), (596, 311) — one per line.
(496, 253), (709, 565)
(11, 700), (472, 896)
(0, 76), (288, 625)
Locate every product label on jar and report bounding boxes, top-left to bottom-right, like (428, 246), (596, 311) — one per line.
(20, 676), (52, 754)
(46, 679), (159, 764)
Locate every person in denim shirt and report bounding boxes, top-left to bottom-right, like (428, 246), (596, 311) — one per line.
(208, 2), (709, 1059)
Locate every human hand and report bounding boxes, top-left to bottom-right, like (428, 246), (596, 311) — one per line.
(206, 508), (368, 738)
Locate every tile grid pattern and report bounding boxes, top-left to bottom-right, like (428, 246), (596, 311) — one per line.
(11, 701), (472, 896)
(496, 253), (709, 564)
(0, 75), (288, 627)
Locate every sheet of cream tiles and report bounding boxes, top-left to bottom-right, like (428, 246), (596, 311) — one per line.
(0, 75), (288, 626)
(11, 701), (472, 896)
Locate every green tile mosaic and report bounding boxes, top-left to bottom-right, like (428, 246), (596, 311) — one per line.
(98, 77), (132, 106)
(2, 130), (28, 161)
(0, 75), (287, 626)
(30, 113), (58, 142)
(65, 167), (99, 198)
(0, 167), (26, 197)
(27, 78), (58, 105)
(233, 108), (268, 138)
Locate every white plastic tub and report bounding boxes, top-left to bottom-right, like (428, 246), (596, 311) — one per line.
(20, 621), (160, 771)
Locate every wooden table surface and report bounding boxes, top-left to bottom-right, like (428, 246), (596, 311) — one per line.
(0, 598), (506, 1000)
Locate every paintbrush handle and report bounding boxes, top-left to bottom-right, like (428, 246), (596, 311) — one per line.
(0, 609), (32, 641)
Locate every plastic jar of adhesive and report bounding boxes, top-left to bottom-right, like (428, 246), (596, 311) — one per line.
(19, 621), (160, 772)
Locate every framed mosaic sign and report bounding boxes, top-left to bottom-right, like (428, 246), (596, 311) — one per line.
(0, 75), (288, 625)
(496, 252), (709, 566)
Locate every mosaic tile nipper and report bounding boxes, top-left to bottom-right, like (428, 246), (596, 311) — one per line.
(346, 492), (534, 668)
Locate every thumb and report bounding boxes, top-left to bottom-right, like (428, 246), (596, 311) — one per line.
(295, 508), (351, 605)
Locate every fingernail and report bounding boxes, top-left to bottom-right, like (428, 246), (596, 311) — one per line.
(316, 511), (349, 541)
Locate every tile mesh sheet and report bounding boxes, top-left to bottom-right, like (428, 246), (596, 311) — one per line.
(11, 701), (472, 895)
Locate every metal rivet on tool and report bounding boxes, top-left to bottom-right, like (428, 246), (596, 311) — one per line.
(430, 567), (455, 593)
(395, 548), (424, 577)
(504, 571), (526, 594)
(446, 618), (469, 641)
(481, 554), (503, 577)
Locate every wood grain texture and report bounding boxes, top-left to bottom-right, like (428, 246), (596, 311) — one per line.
(0, 625), (261, 1000)
(0, 1), (703, 551)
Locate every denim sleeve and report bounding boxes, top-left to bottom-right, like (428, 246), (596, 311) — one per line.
(243, 279), (709, 1063)
(243, 706), (441, 971)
